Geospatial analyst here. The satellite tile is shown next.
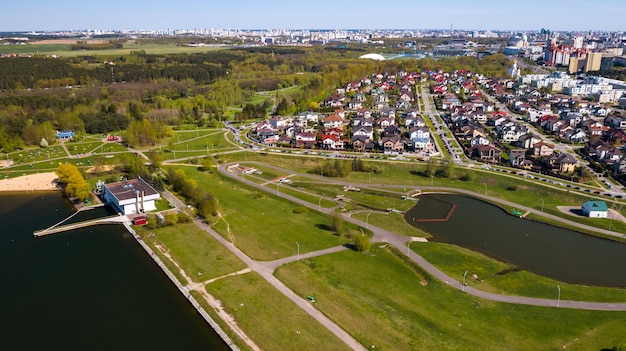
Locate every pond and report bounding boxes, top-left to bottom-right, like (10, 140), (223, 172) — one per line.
(404, 194), (626, 287)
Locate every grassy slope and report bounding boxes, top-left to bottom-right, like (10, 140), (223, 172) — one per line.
(276, 245), (626, 351)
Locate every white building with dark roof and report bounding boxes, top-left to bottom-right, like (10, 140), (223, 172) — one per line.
(102, 177), (161, 215)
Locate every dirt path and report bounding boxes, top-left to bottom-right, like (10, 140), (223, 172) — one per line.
(154, 244), (261, 351)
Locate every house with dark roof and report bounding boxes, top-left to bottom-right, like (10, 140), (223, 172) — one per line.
(102, 178), (161, 215)
(468, 144), (501, 163)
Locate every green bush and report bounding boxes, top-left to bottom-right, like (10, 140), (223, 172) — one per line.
(354, 233), (371, 252)
(293, 206), (307, 214)
(459, 173), (472, 181)
(177, 212), (192, 223)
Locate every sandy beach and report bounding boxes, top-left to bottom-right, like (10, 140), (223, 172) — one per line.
(0, 172), (59, 192)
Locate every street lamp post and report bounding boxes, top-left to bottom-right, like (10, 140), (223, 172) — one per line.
(541, 198), (544, 212)
(407, 238), (415, 257)
(296, 242), (300, 261)
(318, 197), (322, 212)
(483, 183), (487, 195)
(462, 270), (468, 292)
(557, 285), (561, 307)
(366, 212), (372, 230)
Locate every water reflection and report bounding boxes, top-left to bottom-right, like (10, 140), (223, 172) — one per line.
(405, 194), (626, 287)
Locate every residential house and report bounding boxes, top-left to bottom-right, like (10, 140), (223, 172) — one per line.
(470, 135), (491, 146)
(381, 136), (404, 153)
(468, 144), (501, 164)
(256, 121), (277, 138)
(352, 125), (374, 140)
(605, 115), (626, 129)
(321, 134), (344, 150)
(498, 122), (528, 143)
(295, 132), (317, 149)
(582, 120), (610, 136)
(353, 117), (375, 128)
(322, 114), (344, 129)
(351, 135), (376, 153)
(509, 149), (528, 167)
(381, 125), (402, 137)
(323, 94), (345, 108)
(518, 133), (542, 149)
(269, 116), (290, 130)
(547, 153), (577, 173)
(348, 98), (363, 110)
(355, 109), (372, 119)
(379, 116), (396, 129)
(532, 141), (555, 157)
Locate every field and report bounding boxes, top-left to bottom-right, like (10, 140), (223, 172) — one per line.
(173, 166), (352, 261)
(275, 245), (626, 351)
(0, 42), (227, 57)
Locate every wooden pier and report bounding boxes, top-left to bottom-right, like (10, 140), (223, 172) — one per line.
(33, 215), (130, 237)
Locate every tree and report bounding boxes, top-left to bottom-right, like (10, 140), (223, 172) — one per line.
(56, 163), (91, 201)
(40, 138), (48, 148)
(147, 149), (164, 169)
(425, 158), (437, 177)
(354, 233), (371, 253)
(328, 213), (344, 236)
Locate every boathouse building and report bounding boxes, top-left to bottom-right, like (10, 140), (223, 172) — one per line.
(101, 177), (160, 215)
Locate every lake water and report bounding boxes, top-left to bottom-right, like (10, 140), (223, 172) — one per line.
(0, 191), (229, 350)
(405, 194), (626, 287)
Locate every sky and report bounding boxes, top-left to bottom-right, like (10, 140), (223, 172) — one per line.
(1, 0), (625, 32)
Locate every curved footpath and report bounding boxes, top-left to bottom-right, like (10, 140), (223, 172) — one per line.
(217, 162), (626, 312)
(161, 189), (368, 351)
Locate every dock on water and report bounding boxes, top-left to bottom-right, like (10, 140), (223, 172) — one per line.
(33, 215), (130, 237)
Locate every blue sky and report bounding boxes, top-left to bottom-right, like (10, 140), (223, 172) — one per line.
(1, 0), (624, 32)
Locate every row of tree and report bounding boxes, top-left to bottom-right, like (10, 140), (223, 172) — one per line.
(167, 168), (218, 219)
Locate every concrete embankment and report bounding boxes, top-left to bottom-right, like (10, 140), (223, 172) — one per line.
(122, 222), (240, 351)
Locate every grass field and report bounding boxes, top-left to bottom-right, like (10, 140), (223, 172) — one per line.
(0, 43), (227, 57)
(173, 166), (351, 261)
(139, 223), (247, 283)
(275, 244), (626, 351)
(205, 272), (351, 351)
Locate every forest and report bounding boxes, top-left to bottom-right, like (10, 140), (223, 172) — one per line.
(0, 45), (514, 152)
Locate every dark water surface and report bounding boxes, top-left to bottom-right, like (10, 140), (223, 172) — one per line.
(0, 191), (228, 350)
(405, 194), (626, 287)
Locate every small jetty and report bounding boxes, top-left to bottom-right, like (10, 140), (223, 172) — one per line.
(33, 215), (130, 237)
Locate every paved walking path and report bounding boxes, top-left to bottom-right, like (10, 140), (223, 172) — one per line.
(161, 189), (368, 351)
(216, 162), (626, 312)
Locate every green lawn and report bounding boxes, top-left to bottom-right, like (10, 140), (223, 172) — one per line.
(352, 211), (431, 238)
(64, 141), (103, 155)
(275, 244), (626, 351)
(0, 43), (226, 57)
(174, 166), (351, 261)
(205, 272), (351, 351)
(140, 223), (247, 283)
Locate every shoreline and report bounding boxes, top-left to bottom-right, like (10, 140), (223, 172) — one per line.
(122, 222), (240, 351)
(0, 172), (59, 192)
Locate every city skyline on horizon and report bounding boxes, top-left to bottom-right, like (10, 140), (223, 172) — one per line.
(1, 0), (625, 33)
